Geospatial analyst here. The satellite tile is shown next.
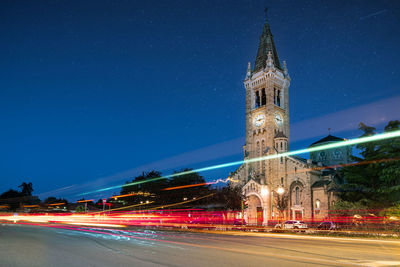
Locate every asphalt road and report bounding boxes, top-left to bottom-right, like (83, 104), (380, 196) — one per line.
(1, 223), (400, 267)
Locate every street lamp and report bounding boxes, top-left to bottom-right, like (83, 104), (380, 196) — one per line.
(276, 187), (285, 227)
(277, 187), (284, 195)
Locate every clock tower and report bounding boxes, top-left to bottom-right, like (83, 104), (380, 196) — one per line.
(243, 10), (290, 186)
(230, 9), (340, 225)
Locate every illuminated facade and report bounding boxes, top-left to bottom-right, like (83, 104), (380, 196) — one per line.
(230, 12), (347, 225)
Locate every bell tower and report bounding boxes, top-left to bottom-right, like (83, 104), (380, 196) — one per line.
(242, 9), (291, 187)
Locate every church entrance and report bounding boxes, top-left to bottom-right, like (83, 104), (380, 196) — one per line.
(247, 194), (263, 225)
(291, 207), (304, 220)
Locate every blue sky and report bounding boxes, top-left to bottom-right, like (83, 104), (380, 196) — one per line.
(1, 0), (399, 200)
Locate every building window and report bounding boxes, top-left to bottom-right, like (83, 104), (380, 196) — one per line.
(256, 141), (260, 173)
(295, 187), (300, 205)
(315, 199), (321, 209)
(281, 177), (283, 185)
(262, 140), (265, 172)
(255, 91), (260, 108)
(277, 90), (281, 107)
(319, 151), (327, 162)
(333, 149), (342, 160)
(261, 88), (266, 106)
(273, 88), (276, 105)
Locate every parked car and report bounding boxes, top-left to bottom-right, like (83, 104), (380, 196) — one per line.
(274, 220), (308, 229)
(233, 218), (246, 225)
(316, 221), (339, 230)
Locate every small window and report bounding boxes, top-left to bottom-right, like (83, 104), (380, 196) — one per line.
(255, 91), (260, 108)
(315, 199), (321, 209)
(261, 88), (266, 106)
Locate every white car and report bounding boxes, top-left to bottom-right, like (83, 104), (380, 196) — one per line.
(275, 220), (308, 229)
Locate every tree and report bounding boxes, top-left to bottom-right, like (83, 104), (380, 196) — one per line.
(163, 169), (210, 206)
(340, 120), (400, 208)
(0, 182), (40, 210)
(0, 189), (22, 211)
(275, 192), (289, 223)
(121, 170), (167, 205)
(44, 197), (68, 204)
(209, 183), (243, 211)
(18, 182), (33, 196)
(119, 169), (213, 208)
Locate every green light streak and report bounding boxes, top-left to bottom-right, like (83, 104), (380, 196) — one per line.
(79, 129), (400, 196)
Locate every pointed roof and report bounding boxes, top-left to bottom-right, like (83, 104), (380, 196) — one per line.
(254, 8), (282, 72)
(309, 135), (345, 147)
(274, 130), (287, 139)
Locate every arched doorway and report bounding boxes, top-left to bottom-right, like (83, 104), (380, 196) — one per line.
(289, 181), (304, 220)
(247, 194), (263, 225)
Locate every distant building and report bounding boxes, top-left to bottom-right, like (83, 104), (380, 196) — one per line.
(309, 135), (352, 167)
(229, 11), (350, 225)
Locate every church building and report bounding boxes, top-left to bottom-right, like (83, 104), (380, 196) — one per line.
(229, 11), (351, 225)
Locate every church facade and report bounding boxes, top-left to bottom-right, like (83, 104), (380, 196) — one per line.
(229, 13), (351, 225)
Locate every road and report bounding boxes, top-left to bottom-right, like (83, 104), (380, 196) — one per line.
(0, 223), (399, 267)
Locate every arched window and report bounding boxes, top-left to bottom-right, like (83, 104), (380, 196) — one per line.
(277, 90), (281, 106)
(281, 177), (283, 185)
(295, 187), (300, 205)
(255, 91), (260, 108)
(261, 140), (265, 172)
(261, 88), (266, 106)
(256, 141), (260, 173)
(315, 199), (321, 209)
(273, 88), (277, 105)
(333, 149), (342, 160)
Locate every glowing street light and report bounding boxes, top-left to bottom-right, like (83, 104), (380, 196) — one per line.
(277, 187), (285, 195)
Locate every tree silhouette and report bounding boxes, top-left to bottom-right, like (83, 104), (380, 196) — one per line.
(18, 182), (33, 196)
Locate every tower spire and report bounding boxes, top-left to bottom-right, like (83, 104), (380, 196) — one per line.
(254, 8), (281, 72)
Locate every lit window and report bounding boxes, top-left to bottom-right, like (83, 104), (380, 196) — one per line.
(315, 199), (320, 209)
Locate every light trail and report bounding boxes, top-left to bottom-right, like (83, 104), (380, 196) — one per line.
(162, 182), (212, 191)
(161, 177), (239, 191)
(77, 199), (94, 203)
(111, 193), (137, 199)
(148, 193), (215, 210)
(48, 202), (66, 206)
(79, 129), (400, 196)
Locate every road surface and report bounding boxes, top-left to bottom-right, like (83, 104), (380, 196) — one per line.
(0, 223), (399, 266)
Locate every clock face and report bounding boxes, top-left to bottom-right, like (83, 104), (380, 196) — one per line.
(274, 112), (283, 126)
(253, 114), (265, 127)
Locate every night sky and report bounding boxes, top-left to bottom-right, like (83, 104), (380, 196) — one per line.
(1, 0), (399, 200)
